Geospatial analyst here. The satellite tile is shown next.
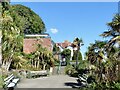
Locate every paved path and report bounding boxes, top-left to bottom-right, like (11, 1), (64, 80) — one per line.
(17, 75), (78, 88)
(53, 66), (66, 75)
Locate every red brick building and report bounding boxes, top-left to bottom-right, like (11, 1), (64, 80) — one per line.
(56, 40), (72, 49)
(23, 34), (53, 54)
(54, 40), (72, 61)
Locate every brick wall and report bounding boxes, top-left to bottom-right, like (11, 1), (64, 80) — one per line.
(23, 38), (53, 54)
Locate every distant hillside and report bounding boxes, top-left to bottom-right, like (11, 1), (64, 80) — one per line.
(9, 4), (46, 34)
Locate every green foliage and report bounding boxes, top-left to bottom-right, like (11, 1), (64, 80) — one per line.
(54, 59), (60, 66)
(72, 51), (82, 61)
(86, 82), (120, 90)
(0, 74), (4, 88)
(85, 41), (106, 64)
(84, 14), (120, 90)
(2, 9), (23, 67)
(65, 60), (90, 77)
(53, 44), (60, 54)
(77, 60), (89, 70)
(10, 53), (29, 69)
(114, 82), (120, 89)
(73, 37), (83, 47)
(1, 2), (47, 71)
(9, 4), (46, 34)
(64, 64), (76, 75)
(25, 44), (55, 70)
(1, 1), (10, 13)
(61, 49), (71, 64)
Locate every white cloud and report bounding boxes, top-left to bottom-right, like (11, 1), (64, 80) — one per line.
(50, 28), (58, 34)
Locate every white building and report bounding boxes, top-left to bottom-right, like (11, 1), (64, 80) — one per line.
(67, 46), (74, 61)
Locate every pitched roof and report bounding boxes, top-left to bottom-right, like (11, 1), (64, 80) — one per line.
(56, 40), (72, 49)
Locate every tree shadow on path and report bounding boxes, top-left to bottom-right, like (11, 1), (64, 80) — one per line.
(64, 82), (81, 89)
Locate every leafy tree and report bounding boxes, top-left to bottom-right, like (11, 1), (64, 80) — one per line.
(1, 2), (24, 71)
(2, 12), (23, 70)
(53, 44), (60, 55)
(1, 1), (47, 71)
(9, 4), (46, 34)
(61, 49), (71, 65)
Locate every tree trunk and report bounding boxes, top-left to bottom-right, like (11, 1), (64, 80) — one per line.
(37, 60), (39, 69)
(37, 57), (40, 69)
(34, 60), (37, 68)
(2, 60), (12, 71)
(43, 63), (46, 70)
(31, 59), (34, 67)
(76, 50), (79, 69)
(6, 61), (11, 71)
(2, 54), (13, 71)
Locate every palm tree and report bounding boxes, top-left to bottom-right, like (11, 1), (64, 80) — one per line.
(11, 53), (28, 69)
(72, 38), (83, 68)
(100, 14), (120, 52)
(100, 14), (120, 81)
(32, 44), (54, 71)
(86, 40), (107, 83)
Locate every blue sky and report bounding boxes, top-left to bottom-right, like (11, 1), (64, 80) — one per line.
(11, 2), (118, 57)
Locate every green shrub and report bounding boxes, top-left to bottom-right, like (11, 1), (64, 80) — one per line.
(54, 60), (60, 66)
(65, 65), (76, 75)
(0, 75), (4, 88)
(77, 60), (89, 70)
(84, 81), (120, 90)
(114, 82), (120, 89)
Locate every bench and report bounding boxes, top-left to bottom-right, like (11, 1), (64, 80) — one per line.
(77, 74), (88, 86)
(4, 74), (20, 89)
(28, 70), (48, 78)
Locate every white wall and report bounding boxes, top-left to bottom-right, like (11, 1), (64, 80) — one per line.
(67, 46), (73, 61)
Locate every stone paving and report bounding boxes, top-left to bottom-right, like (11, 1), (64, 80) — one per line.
(17, 75), (78, 88)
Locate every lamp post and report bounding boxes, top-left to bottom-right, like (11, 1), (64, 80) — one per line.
(57, 46), (62, 74)
(57, 53), (62, 74)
